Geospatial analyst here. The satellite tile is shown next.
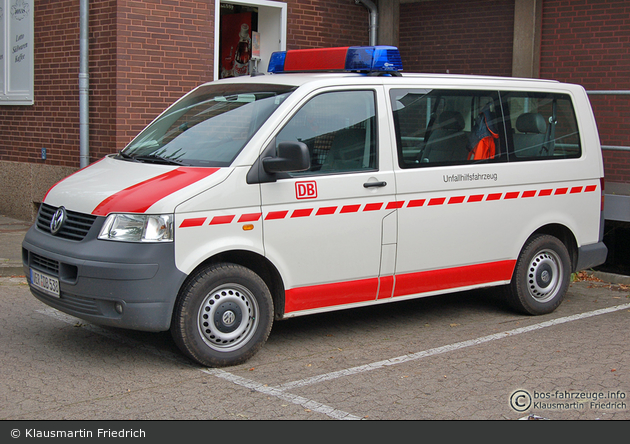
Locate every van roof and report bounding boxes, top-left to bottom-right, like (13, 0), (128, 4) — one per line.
(211, 71), (573, 94)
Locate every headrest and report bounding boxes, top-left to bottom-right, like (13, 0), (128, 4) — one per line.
(436, 111), (465, 131)
(516, 113), (547, 134)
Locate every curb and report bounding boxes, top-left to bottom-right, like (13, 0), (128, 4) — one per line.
(0, 266), (25, 277)
(590, 270), (630, 286)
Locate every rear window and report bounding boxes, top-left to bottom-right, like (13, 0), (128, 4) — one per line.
(502, 92), (581, 160)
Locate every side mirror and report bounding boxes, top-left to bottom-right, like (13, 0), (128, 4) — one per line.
(262, 141), (310, 174)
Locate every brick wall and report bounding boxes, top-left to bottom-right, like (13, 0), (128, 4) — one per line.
(399, 0), (514, 76)
(0, 0), (102, 167)
(540, 0), (630, 183)
(0, 0), (213, 169)
(114, 0), (214, 156)
(286, 0), (369, 49)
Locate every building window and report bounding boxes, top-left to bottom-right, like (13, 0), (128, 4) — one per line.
(0, 0), (34, 105)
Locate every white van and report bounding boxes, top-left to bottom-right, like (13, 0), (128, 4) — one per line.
(23, 46), (607, 367)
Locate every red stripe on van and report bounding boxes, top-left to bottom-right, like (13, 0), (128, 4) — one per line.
(92, 167), (219, 216)
(504, 192), (520, 199)
(316, 206), (337, 215)
(377, 275), (395, 299)
(285, 277), (379, 312)
(386, 201), (405, 209)
(486, 193), (502, 201)
(340, 204), (361, 213)
(291, 208), (313, 218)
(210, 215), (235, 225)
(555, 188), (568, 195)
(179, 217), (206, 228)
(448, 196), (466, 204)
(521, 190), (537, 198)
(467, 194), (484, 203)
(284, 260), (517, 314)
(238, 213), (262, 222)
(407, 199), (426, 207)
(539, 189), (553, 196)
(585, 185), (597, 192)
(364, 203), (384, 211)
(393, 260), (516, 298)
(265, 211), (289, 220)
(428, 197), (446, 206)
(570, 186), (583, 194)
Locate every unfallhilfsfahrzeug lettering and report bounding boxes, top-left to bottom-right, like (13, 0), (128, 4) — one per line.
(443, 172), (498, 183)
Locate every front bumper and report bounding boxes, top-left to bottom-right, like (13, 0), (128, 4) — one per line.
(22, 219), (187, 332)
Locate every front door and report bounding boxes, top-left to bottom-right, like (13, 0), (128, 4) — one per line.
(260, 88), (397, 314)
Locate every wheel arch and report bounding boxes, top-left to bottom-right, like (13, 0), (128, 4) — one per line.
(182, 250), (286, 321)
(529, 223), (579, 273)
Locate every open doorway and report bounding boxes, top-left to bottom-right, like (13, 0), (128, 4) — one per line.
(215, 0), (287, 79)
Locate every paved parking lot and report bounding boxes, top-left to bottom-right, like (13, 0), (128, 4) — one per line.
(1, 271), (628, 421)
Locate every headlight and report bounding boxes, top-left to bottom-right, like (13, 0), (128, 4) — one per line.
(98, 214), (174, 242)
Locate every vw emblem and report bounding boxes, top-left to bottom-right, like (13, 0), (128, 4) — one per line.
(222, 310), (236, 326)
(541, 270), (550, 283)
(50, 207), (67, 235)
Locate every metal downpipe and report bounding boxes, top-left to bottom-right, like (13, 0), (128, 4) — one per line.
(356, 0), (378, 46)
(79, 0), (89, 168)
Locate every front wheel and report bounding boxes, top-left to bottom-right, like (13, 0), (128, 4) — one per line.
(171, 263), (274, 367)
(508, 234), (571, 315)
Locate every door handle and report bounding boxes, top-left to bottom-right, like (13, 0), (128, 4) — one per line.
(363, 181), (387, 188)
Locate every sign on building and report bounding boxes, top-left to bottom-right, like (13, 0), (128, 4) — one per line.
(0, 0), (33, 105)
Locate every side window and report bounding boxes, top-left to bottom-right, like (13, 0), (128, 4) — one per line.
(390, 89), (504, 168)
(502, 92), (581, 160)
(276, 90), (377, 175)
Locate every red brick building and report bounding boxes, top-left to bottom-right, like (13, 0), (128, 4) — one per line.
(1, 0), (628, 232)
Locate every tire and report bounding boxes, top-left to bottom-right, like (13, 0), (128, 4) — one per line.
(171, 263), (274, 367)
(508, 234), (571, 315)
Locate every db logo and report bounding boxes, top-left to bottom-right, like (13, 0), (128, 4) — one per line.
(296, 181), (317, 199)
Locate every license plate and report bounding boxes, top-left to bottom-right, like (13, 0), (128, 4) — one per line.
(30, 268), (60, 298)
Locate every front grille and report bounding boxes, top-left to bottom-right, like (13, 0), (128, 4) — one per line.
(37, 203), (97, 241)
(31, 252), (60, 275)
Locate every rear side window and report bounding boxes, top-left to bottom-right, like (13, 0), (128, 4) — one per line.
(502, 92), (581, 160)
(390, 89), (581, 168)
(390, 89), (504, 168)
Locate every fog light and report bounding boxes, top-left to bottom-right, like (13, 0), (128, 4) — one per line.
(114, 302), (124, 314)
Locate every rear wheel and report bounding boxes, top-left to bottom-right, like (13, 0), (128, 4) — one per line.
(508, 234), (571, 315)
(171, 263), (273, 367)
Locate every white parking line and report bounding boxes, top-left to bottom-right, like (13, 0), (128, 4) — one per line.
(277, 302), (630, 391)
(37, 307), (361, 420)
(38, 302), (630, 420)
(202, 368), (363, 420)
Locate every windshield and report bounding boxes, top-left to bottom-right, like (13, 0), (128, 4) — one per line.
(120, 83), (296, 167)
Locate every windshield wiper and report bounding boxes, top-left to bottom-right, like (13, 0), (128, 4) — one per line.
(132, 154), (183, 165)
(116, 150), (140, 162)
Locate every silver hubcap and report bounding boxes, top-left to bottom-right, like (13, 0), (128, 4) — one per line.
(197, 284), (259, 352)
(527, 249), (562, 303)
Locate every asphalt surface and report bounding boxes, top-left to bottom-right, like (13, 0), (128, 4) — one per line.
(1, 214), (629, 422)
(0, 215), (31, 277)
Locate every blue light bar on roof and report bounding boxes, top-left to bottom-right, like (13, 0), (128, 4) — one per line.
(267, 46), (403, 74)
